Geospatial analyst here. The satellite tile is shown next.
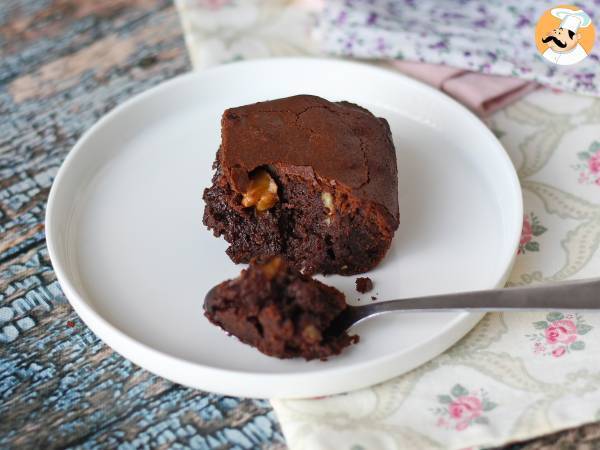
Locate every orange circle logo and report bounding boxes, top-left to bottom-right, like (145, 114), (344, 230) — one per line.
(535, 5), (596, 66)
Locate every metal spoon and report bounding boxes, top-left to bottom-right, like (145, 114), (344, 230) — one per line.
(327, 277), (600, 335)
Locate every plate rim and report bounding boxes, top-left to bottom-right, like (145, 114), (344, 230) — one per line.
(45, 57), (523, 399)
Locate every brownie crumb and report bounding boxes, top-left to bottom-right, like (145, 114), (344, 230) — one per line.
(355, 277), (373, 293)
(371, 296), (377, 301)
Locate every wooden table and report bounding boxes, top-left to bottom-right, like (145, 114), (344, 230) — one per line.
(0, 1), (597, 448)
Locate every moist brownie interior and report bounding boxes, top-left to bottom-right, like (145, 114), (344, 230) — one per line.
(203, 94), (399, 275)
(204, 256), (359, 360)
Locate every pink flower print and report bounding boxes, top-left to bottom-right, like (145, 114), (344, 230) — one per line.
(533, 341), (546, 354)
(520, 216), (532, 247)
(545, 319), (577, 345)
(528, 312), (593, 357)
(456, 420), (472, 431)
(449, 396), (483, 421)
(573, 142), (600, 186)
(433, 385), (496, 431)
(518, 213), (546, 254)
(589, 150), (600, 174)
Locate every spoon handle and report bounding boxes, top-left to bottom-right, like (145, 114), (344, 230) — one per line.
(346, 277), (600, 328)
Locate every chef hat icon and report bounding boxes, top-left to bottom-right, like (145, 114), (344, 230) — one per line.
(551, 8), (592, 33)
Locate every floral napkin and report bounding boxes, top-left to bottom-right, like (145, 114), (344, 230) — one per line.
(272, 88), (600, 450)
(175, 1), (600, 448)
(320, 0), (600, 96)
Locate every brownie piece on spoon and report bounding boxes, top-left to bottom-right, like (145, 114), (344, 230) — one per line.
(204, 256), (359, 360)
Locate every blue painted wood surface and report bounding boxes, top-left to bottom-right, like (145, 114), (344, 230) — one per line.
(0, 1), (284, 448)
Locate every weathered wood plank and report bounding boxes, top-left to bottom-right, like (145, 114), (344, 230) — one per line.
(0, 1), (284, 449)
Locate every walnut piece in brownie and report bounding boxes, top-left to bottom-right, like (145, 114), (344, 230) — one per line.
(355, 277), (373, 293)
(204, 256), (359, 360)
(203, 94), (399, 275)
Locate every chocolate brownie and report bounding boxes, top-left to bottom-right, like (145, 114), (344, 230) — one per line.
(203, 94), (399, 275)
(204, 256), (358, 360)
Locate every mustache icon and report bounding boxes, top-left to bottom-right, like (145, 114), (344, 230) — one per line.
(542, 35), (567, 48)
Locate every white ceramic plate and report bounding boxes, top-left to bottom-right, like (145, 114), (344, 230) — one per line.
(46, 58), (522, 399)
